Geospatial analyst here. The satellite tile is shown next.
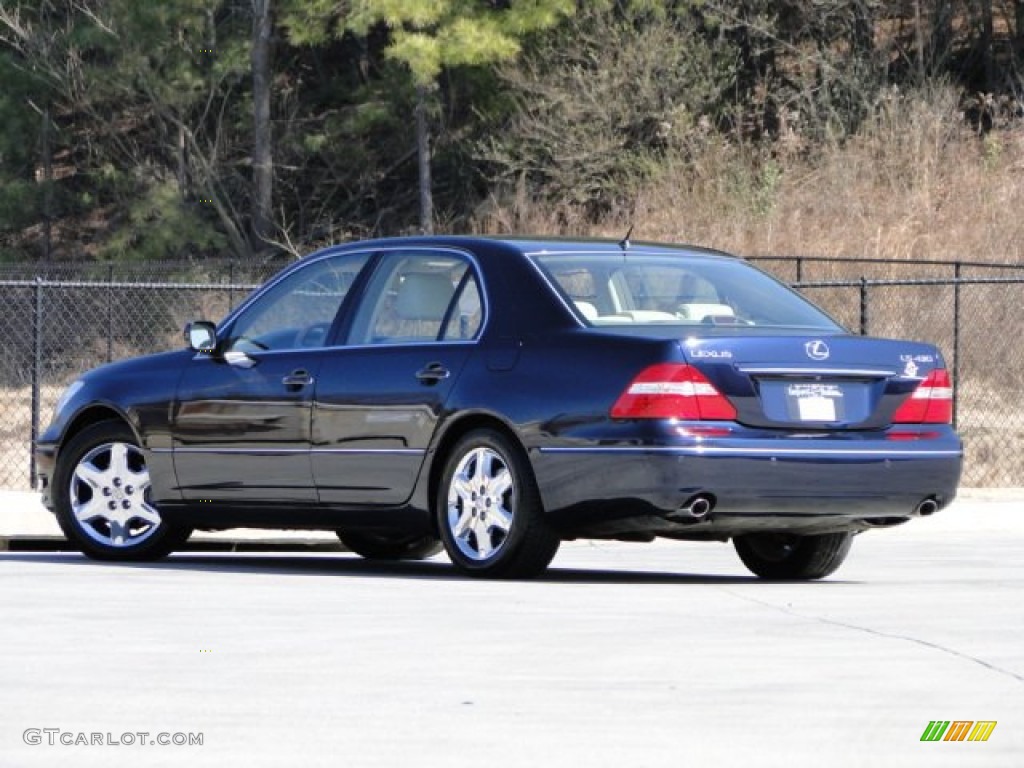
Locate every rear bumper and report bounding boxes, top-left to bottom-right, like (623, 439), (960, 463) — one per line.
(532, 431), (962, 537)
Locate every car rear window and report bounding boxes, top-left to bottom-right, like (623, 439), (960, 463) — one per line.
(530, 251), (842, 332)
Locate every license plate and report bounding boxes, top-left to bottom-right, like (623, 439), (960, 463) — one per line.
(796, 395), (836, 421)
(788, 383), (842, 422)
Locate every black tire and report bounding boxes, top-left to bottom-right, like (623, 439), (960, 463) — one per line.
(437, 429), (559, 579)
(733, 531), (853, 580)
(53, 420), (192, 561)
(337, 531), (442, 561)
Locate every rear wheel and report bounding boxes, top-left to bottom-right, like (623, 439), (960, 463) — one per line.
(337, 531), (442, 561)
(53, 420), (192, 561)
(437, 429), (559, 579)
(733, 531), (853, 580)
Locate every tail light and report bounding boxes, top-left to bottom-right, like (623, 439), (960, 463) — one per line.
(893, 369), (953, 424)
(611, 364), (737, 420)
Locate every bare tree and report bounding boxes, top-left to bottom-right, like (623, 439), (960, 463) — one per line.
(414, 85), (433, 235)
(251, 0), (274, 247)
(1017, 0), (1024, 62)
(980, 0), (995, 92)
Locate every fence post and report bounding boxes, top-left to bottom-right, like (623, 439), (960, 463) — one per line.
(952, 263), (961, 428)
(796, 256), (803, 283)
(107, 263), (114, 361)
(859, 277), (868, 335)
(30, 277), (43, 489)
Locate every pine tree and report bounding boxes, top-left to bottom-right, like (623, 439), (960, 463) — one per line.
(284, 0), (574, 234)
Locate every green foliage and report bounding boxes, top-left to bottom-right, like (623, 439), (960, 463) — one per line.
(0, 179), (38, 234)
(982, 132), (1003, 171)
(2, 0), (1023, 258)
(99, 180), (225, 261)
(285, 0), (574, 85)
(0, 50), (47, 254)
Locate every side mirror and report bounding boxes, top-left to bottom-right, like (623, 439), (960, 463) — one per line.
(184, 321), (217, 353)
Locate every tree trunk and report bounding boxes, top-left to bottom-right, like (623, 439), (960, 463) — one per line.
(852, 1), (874, 60)
(415, 84), (434, 235)
(932, 1), (955, 74)
(980, 0), (995, 92)
(1017, 0), (1024, 62)
(177, 124), (188, 201)
(41, 107), (53, 261)
(913, 0), (926, 84)
(251, 0), (274, 246)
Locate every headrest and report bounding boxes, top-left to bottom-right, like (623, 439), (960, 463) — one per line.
(395, 272), (454, 321)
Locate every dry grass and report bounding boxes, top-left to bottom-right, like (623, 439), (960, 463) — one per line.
(2, 94), (1020, 490)
(0, 384), (64, 491)
(470, 85), (1024, 487)
(956, 379), (1024, 486)
(473, 86), (1024, 265)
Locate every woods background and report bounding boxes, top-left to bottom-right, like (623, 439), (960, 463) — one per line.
(1, 1), (1023, 264)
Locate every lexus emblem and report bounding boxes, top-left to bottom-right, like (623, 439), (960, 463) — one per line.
(805, 340), (830, 361)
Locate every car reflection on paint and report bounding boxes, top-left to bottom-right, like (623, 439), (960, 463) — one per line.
(35, 237), (962, 579)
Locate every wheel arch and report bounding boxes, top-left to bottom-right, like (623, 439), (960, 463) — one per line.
(425, 411), (532, 535)
(60, 404), (140, 451)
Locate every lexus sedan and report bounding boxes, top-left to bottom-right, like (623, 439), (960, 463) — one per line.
(35, 237), (962, 579)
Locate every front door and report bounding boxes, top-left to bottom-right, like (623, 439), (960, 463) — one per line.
(173, 350), (323, 504)
(172, 250), (371, 505)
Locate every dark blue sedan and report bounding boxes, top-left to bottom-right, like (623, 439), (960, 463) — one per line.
(35, 237), (962, 578)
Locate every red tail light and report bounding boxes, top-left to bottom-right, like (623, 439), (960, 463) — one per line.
(893, 369), (953, 424)
(611, 364), (737, 420)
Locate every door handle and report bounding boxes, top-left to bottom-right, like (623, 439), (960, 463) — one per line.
(282, 369), (314, 390)
(415, 362), (450, 385)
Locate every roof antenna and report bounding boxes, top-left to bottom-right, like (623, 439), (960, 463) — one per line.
(618, 224), (634, 252)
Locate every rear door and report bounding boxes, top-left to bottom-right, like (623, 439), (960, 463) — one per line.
(312, 249), (484, 506)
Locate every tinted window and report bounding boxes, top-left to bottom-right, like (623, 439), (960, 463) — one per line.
(348, 252), (483, 345)
(532, 252), (841, 331)
(227, 252), (369, 352)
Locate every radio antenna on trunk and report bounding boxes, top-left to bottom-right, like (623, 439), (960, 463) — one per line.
(618, 224), (634, 253)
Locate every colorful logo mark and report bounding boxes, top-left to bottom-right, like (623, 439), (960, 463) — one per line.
(920, 721), (997, 742)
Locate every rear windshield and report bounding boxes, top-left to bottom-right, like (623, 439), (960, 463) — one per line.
(530, 251), (843, 332)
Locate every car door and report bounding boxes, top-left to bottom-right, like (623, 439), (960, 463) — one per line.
(172, 251), (370, 505)
(312, 249), (484, 506)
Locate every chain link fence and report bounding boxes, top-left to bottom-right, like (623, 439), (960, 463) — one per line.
(1, 256), (1022, 489)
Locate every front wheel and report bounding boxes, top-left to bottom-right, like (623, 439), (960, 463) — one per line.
(733, 531), (853, 580)
(53, 420), (192, 561)
(437, 429), (559, 579)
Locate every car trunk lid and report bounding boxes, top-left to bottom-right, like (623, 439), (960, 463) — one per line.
(679, 335), (946, 429)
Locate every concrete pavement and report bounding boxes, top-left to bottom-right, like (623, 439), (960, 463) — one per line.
(0, 491), (1021, 767)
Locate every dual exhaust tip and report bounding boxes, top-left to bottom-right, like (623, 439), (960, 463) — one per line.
(671, 494), (938, 522)
(671, 499), (942, 524)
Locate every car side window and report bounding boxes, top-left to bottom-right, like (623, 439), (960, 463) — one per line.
(349, 252), (482, 345)
(227, 252), (369, 352)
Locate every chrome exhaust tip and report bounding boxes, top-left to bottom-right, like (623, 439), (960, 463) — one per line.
(914, 498), (939, 517)
(687, 496), (712, 518)
(670, 494), (714, 522)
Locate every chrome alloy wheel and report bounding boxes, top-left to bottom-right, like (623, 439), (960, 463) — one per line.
(445, 446), (515, 561)
(68, 441), (161, 548)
